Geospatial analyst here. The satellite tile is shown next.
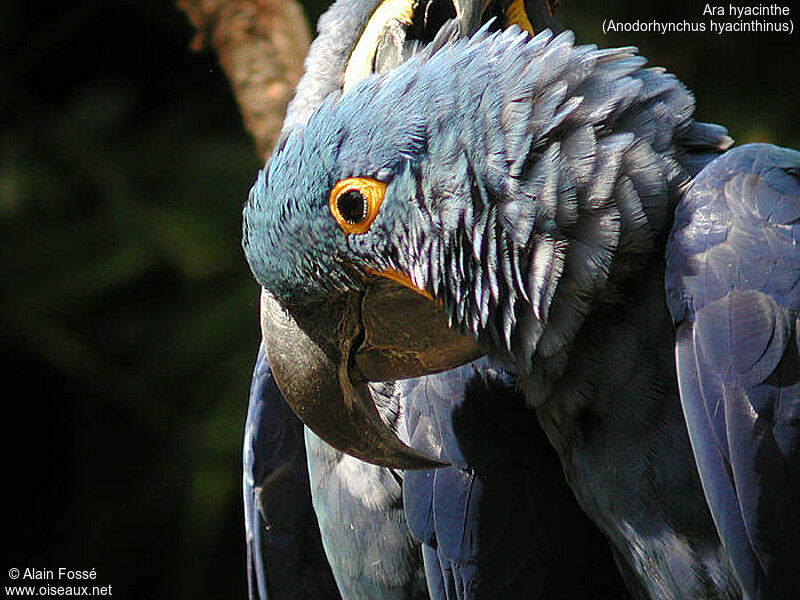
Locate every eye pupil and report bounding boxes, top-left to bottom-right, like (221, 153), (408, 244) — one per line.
(329, 177), (386, 234)
(337, 190), (368, 224)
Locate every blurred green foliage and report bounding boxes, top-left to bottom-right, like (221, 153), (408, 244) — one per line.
(2, 0), (797, 598)
(3, 2), (261, 597)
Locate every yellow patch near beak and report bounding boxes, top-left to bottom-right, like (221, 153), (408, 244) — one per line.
(505, 0), (536, 33)
(366, 267), (433, 300)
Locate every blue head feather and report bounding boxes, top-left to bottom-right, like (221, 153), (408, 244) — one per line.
(242, 58), (433, 303)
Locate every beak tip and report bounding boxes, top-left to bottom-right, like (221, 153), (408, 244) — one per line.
(327, 430), (451, 470)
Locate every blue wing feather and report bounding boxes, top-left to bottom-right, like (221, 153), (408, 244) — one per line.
(666, 143), (800, 599)
(243, 344), (340, 600)
(246, 347), (428, 600)
(303, 413), (428, 600)
(402, 361), (631, 599)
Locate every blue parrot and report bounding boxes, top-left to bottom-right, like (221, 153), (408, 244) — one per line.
(243, 2), (630, 598)
(242, 1), (799, 599)
(244, 3), (626, 599)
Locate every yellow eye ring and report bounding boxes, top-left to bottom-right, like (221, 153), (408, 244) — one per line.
(329, 177), (386, 235)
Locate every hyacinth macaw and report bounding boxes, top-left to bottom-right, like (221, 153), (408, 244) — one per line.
(242, 1), (799, 598)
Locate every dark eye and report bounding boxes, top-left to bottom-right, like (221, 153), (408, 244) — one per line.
(336, 190), (368, 224)
(328, 177), (387, 235)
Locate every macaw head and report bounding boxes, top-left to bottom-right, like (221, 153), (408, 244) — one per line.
(243, 40), (485, 468)
(241, 0), (559, 469)
(243, 16), (723, 468)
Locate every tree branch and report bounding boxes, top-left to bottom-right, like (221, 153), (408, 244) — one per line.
(178, 0), (311, 158)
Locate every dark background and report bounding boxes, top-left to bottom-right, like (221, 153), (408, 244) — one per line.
(3, 0), (798, 598)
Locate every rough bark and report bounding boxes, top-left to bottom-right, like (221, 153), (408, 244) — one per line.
(178, 0), (311, 158)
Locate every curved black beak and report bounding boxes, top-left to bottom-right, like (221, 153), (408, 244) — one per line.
(260, 282), (481, 469)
